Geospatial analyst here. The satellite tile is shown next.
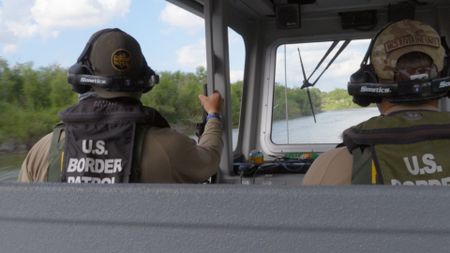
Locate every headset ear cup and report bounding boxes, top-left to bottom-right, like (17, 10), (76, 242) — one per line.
(348, 64), (380, 106)
(352, 95), (381, 107)
(67, 63), (93, 94)
(142, 67), (159, 93)
(442, 55), (450, 78)
(440, 36), (450, 77)
(350, 64), (378, 84)
(140, 66), (152, 93)
(352, 96), (372, 107)
(445, 57), (450, 98)
(67, 28), (119, 94)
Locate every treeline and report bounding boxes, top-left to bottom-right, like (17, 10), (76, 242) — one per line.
(0, 59), (356, 148)
(272, 84), (359, 121)
(141, 67), (242, 131)
(0, 61), (243, 147)
(0, 60), (76, 147)
(273, 85), (322, 121)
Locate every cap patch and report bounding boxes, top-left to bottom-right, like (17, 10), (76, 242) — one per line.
(370, 20), (445, 82)
(384, 34), (440, 53)
(111, 49), (131, 72)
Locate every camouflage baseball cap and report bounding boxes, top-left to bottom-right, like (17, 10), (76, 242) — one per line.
(371, 19), (445, 82)
(89, 28), (146, 79)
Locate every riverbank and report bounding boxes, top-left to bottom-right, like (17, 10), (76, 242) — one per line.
(0, 141), (28, 154)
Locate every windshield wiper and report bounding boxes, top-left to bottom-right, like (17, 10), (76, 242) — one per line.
(297, 40), (350, 123)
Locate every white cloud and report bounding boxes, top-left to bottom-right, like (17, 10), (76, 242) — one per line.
(275, 40), (370, 91)
(6, 22), (39, 38)
(0, 0), (131, 51)
(2, 43), (17, 54)
(176, 40), (206, 68)
(160, 3), (203, 34)
(230, 70), (244, 83)
(176, 41), (244, 82)
(30, 0), (130, 29)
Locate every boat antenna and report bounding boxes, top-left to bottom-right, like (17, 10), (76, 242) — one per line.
(297, 47), (317, 123)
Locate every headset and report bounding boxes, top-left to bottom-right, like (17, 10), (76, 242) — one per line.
(347, 22), (450, 106)
(67, 28), (159, 94)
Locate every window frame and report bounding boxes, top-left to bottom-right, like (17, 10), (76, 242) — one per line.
(227, 27), (246, 152)
(260, 39), (359, 155)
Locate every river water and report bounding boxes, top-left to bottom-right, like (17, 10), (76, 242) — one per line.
(0, 153), (26, 182)
(271, 107), (379, 144)
(0, 107), (379, 182)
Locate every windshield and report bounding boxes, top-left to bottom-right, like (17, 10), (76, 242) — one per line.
(271, 39), (379, 144)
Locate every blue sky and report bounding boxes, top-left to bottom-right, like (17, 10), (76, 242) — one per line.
(0, 0), (368, 91)
(0, 1), (226, 75)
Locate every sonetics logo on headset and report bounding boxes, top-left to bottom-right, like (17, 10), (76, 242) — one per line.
(80, 76), (107, 85)
(360, 86), (391, 94)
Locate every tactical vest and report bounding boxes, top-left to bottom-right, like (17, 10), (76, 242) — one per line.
(343, 110), (450, 185)
(47, 97), (169, 183)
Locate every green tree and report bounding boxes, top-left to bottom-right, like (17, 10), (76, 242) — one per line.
(272, 84), (322, 121)
(196, 66), (207, 85)
(321, 88), (359, 111)
(0, 61), (73, 147)
(20, 63), (51, 109)
(0, 59), (24, 106)
(46, 65), (77, 109)
(176, 80), (203, 125)
(230, 81), (243, 127)
(142, 71), (179, 122)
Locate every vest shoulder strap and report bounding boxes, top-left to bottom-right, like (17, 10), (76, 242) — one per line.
(129, 124), (151, 182)
(47, 122), (65, 182)
(351, 146), (384, 184)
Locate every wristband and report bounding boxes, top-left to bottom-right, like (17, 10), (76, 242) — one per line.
(206, 113), (221, 121)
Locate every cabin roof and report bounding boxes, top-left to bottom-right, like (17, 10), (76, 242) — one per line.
(169, 0), (448, 20)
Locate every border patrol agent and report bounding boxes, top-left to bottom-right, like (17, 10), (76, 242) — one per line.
(18, 28), (223, 183)
(304, 19), (450, 185)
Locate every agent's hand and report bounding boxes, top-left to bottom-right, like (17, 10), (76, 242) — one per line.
(198, 91), (222, 114)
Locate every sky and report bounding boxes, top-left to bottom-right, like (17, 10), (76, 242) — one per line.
(0, 1), (213, 72)
(275, 40), (370, 91)
(0, 0), (369, 91)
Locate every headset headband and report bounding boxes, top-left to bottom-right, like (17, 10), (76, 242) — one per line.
(348, 76), (450, 103)
(77, 28), (117, 64)
(360, 21), (396, 67)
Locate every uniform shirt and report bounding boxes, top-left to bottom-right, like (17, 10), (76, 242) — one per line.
(303, 105), (439, 185)
(18, 118), (223, 183)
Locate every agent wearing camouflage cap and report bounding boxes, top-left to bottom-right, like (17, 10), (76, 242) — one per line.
(304, 19), (450, 185)
(18, 28), (223, 183)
